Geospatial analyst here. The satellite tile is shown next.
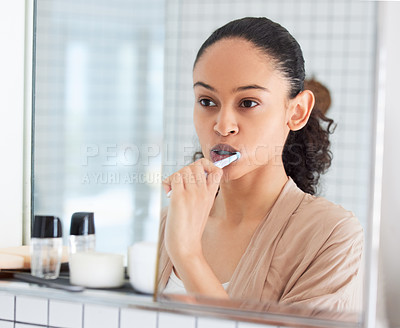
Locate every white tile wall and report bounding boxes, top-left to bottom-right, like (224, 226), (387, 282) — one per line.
(0, 291), (316, 328)
(83, 304), (119, 328)
(15, 295), (48, 326)
(0, 321), (14, 328)
(49, 299), (83, 328)
(158, 312), (196, 328)
(237, 322), (277, 328)
(0, 293), (14, 321)
(197, 317), (236, 328)
(120, 308), (157, 328)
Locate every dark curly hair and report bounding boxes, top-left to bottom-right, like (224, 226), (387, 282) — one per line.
(193, 17), (335, 195)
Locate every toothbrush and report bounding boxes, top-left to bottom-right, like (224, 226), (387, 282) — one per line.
(166, 152), (241, 198)
(213, 152), (241, 169)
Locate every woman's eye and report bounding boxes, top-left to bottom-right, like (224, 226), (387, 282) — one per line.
(240, 100), (258, 108)
(199, 99), (216, 107)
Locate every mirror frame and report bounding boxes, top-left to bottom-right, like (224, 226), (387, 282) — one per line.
(362, 3), (386, 327)
(23, 0), (35, 245)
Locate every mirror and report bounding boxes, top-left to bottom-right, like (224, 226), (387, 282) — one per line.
(155, 0), (378, 327)
(32, 0), (165, 254)
(31, 0), (380, 326)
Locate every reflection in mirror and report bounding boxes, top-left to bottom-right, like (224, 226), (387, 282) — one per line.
(156, 0), (377, 326)
(33, 0), (164, 255)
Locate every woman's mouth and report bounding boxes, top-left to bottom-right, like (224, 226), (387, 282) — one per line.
(210, 144), (239, 163)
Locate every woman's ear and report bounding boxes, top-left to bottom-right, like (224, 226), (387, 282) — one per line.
(287, 90), (315, 131)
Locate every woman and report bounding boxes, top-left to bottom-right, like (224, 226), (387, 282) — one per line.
(158, 17), (363, 312)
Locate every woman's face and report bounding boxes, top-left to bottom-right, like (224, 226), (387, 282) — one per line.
(193, 38), (292, 181)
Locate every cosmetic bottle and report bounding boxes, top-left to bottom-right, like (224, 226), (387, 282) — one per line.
(30, 216), (63, 279)
(69, 212), (95, 254)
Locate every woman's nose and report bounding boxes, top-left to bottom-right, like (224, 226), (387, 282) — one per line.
(213, 108), (239, 137)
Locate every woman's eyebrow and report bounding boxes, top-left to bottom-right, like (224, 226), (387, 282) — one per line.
(193, 81), (217, 92)
(193, 82), (269, 93)
(234, 84), (269, 93)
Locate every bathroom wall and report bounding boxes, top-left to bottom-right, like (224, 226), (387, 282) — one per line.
(0, 0), (25, 247)
(0, 290), (276, 328)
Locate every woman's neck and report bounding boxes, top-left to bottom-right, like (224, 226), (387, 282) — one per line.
(211, 164), (288, 226)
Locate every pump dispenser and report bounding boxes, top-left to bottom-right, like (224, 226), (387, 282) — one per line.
(69, 212), (96, 254)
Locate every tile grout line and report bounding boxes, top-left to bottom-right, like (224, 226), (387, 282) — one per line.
(82, 304), (85, 328)
(14, 295), (16, 325)
(155, 311), (159, 328)
(118, 307), (121, 328)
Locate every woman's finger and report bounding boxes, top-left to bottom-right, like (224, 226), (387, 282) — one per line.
(196, 158), (223, 177)
(163, 157), (223, 197)
(207, 169), (223, 192)
(189, 160), (207, 185)
(163, 170), (185, 196)
(162, 175), (173, 194)
(190, 158), (223, 192)
(169, 172), (184, 196)
(180, 166), (194, 190)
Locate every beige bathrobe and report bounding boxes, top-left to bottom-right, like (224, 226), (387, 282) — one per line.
(157, 178), (364, 313)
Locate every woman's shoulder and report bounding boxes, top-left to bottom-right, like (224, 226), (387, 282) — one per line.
(288, 192), (363, 243)
(283, 178), (362, 235)
(300, 192), (355, 218)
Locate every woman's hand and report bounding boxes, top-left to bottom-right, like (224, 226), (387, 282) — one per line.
(162, 158), (223, 265)
(163, 158), (228, 298)
(162, 158), (229, 298)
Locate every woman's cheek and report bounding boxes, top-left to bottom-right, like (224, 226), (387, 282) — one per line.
(251, 145), (271, 166)
(247, 132), (283, 167)
(194, 118), (208, 145)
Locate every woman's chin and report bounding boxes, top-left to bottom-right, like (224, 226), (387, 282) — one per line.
(220, 169), (242, 183)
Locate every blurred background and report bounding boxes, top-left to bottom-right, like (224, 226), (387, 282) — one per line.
(33, 0), (165, 253)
